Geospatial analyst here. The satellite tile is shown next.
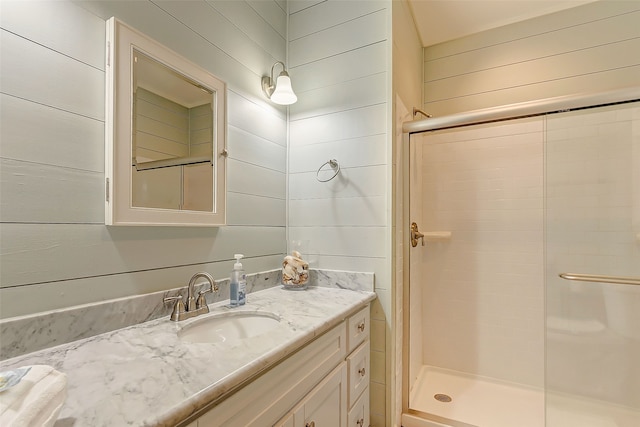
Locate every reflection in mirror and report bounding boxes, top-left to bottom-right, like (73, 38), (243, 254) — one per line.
(132, 49), (213, 211)
(105, 17), (226, 226)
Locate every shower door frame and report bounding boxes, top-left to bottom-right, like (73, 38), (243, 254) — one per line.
(399, 87), (640, 425)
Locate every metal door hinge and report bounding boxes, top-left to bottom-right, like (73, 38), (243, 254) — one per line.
(105, 178), (110, 202)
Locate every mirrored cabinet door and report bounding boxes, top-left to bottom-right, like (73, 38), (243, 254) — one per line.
(105, 17), (226, 226)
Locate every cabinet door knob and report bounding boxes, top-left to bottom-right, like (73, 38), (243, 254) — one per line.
(358, 367), (366, 376)
(305, 422), (315, 427)
(357, 418), (365, 427)
(357, 322), (365, 332)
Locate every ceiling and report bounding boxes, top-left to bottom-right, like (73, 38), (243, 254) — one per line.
(407, 0), (598, 47)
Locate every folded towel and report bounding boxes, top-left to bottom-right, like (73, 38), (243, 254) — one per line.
(0, 365), (67, 427)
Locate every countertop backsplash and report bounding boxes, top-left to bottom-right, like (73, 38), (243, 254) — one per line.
(0, 268), (374, 360)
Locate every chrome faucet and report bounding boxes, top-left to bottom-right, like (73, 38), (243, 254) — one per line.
(163, 272), (219, 321)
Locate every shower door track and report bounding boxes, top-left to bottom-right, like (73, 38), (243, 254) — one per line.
(403, 87), (640, 135)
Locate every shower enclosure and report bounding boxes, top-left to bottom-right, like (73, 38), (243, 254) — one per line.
(401, 90), (640, 427)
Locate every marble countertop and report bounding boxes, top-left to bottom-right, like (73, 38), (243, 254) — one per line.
(0, 286), (376, 427)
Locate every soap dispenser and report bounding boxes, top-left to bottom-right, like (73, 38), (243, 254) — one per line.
(230, 254), (247, 306)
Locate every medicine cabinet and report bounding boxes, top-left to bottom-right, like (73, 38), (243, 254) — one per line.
(105, 17), (226, 226)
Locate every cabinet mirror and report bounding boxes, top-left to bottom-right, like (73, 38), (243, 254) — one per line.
(105, 18), (226, 226)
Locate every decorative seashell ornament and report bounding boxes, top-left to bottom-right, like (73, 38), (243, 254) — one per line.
(282, 250), (309, 289)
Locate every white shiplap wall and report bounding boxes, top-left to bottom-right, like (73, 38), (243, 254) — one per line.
(287, 1), (391, 425)
(0, 0), (288, 317)
(422, 0), (640, 116)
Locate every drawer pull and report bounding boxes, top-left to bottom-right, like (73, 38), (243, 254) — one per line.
(358, 367), (366, 376)
(306, 422), (315, 427)
(357, 418), (364, 427)
(357, 322), (365, 332)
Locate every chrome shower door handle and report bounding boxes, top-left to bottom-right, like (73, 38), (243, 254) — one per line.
(411, 222), (425, 247)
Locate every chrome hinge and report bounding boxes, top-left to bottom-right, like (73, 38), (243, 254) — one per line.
(106, 41), (110, 66)
(105, 178), (110, 202)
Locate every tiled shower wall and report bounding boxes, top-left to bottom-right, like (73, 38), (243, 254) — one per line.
(411, 117), (545, 387)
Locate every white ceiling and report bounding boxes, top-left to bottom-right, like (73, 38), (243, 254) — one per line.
(407, 0), (598, 47)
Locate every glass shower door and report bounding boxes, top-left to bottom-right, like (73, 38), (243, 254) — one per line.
(544, 101), (640, 426)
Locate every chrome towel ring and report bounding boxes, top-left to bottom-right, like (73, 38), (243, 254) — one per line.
(316, 159), (340, 182)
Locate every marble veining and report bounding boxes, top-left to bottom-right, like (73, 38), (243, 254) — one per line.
(311, 269), (374, 292)
(0, 286), (376, 427)
(0, 270), (282, 360)
(0, 269), (372, 360)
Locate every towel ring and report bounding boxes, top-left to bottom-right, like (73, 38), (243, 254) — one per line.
(316, 159), (340, 182)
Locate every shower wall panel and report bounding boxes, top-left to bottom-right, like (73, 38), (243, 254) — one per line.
(413, 117), (545, 387)
(545, 101), (640, 411)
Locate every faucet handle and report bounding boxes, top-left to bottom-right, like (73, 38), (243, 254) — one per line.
(196, 290), (208, 310)
(163, 295), (185, 321)
(196, 282), (217, 309)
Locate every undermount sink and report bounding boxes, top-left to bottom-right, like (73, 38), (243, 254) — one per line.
(178, 311), (281, 344)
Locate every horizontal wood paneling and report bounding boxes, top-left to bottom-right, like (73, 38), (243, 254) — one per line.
(289, 0), (385, 40)
(0, 224), (285, 287)
(0, 29), (104, 120)
(227, 193), (286, 226)
(289, 196), (386, 226)
(289, 9), (387, 67)
(0, 254), (284, 318)
(289, 0), (325, 15)
(425, 10), (640, 82)
(228, 126), (286, 172)
(425, 66), (640, 116)
(289, 165), (388, 200)
(0, 94), (104, 171)
(247, 0), (287, 39)
(207, 0), (285, 61)
(0, 0), (287, 317)
(289, 134), (386, 173)
(288, 226), (386, 258)
(0, 159), (104, 224)
(151, 1), (278, 76)
(75, 1), (270, 102)
(423, 1), (640, 115)
(290, 72), (387, 121)
(425, 38), (640, 103)
(424, 1), (639, 61)
(290, 103), (387, 146)
(227, 159), (285, 199)
(290, 42), (387, 93)
(0, 0), (105, 69)
(227, 90), (287, 147)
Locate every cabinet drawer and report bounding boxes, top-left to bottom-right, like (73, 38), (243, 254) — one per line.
(347, 387), (369, 427)
(347, 306), (369, 354)
(347, 341), (369, 408)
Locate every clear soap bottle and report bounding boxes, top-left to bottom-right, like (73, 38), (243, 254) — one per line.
(230, 254), (246, 307)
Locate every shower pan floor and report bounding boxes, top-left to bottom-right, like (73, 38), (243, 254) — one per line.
(409, 366), (544, 427)
(409, 366), (640, 427)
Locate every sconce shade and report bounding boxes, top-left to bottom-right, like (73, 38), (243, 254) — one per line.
(270, 73), (297, 105)
(262, 61), (297, 105)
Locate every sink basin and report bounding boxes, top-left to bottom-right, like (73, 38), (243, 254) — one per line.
(178, 311), (281, 344)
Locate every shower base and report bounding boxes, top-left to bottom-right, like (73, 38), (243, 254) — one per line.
(408, 366), (543, 427)
(406, 365), (640, 427)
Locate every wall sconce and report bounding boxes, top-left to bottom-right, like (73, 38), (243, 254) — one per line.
(262, 61), (297, 105)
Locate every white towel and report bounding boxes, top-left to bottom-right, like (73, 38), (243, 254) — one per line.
(0, 365), (67, 427)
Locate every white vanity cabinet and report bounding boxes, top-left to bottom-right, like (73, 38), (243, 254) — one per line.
(191, 304), (370, 427)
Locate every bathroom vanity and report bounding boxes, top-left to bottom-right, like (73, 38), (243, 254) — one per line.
(0, 285), (375, 427)
(190, 304), (370, 427)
